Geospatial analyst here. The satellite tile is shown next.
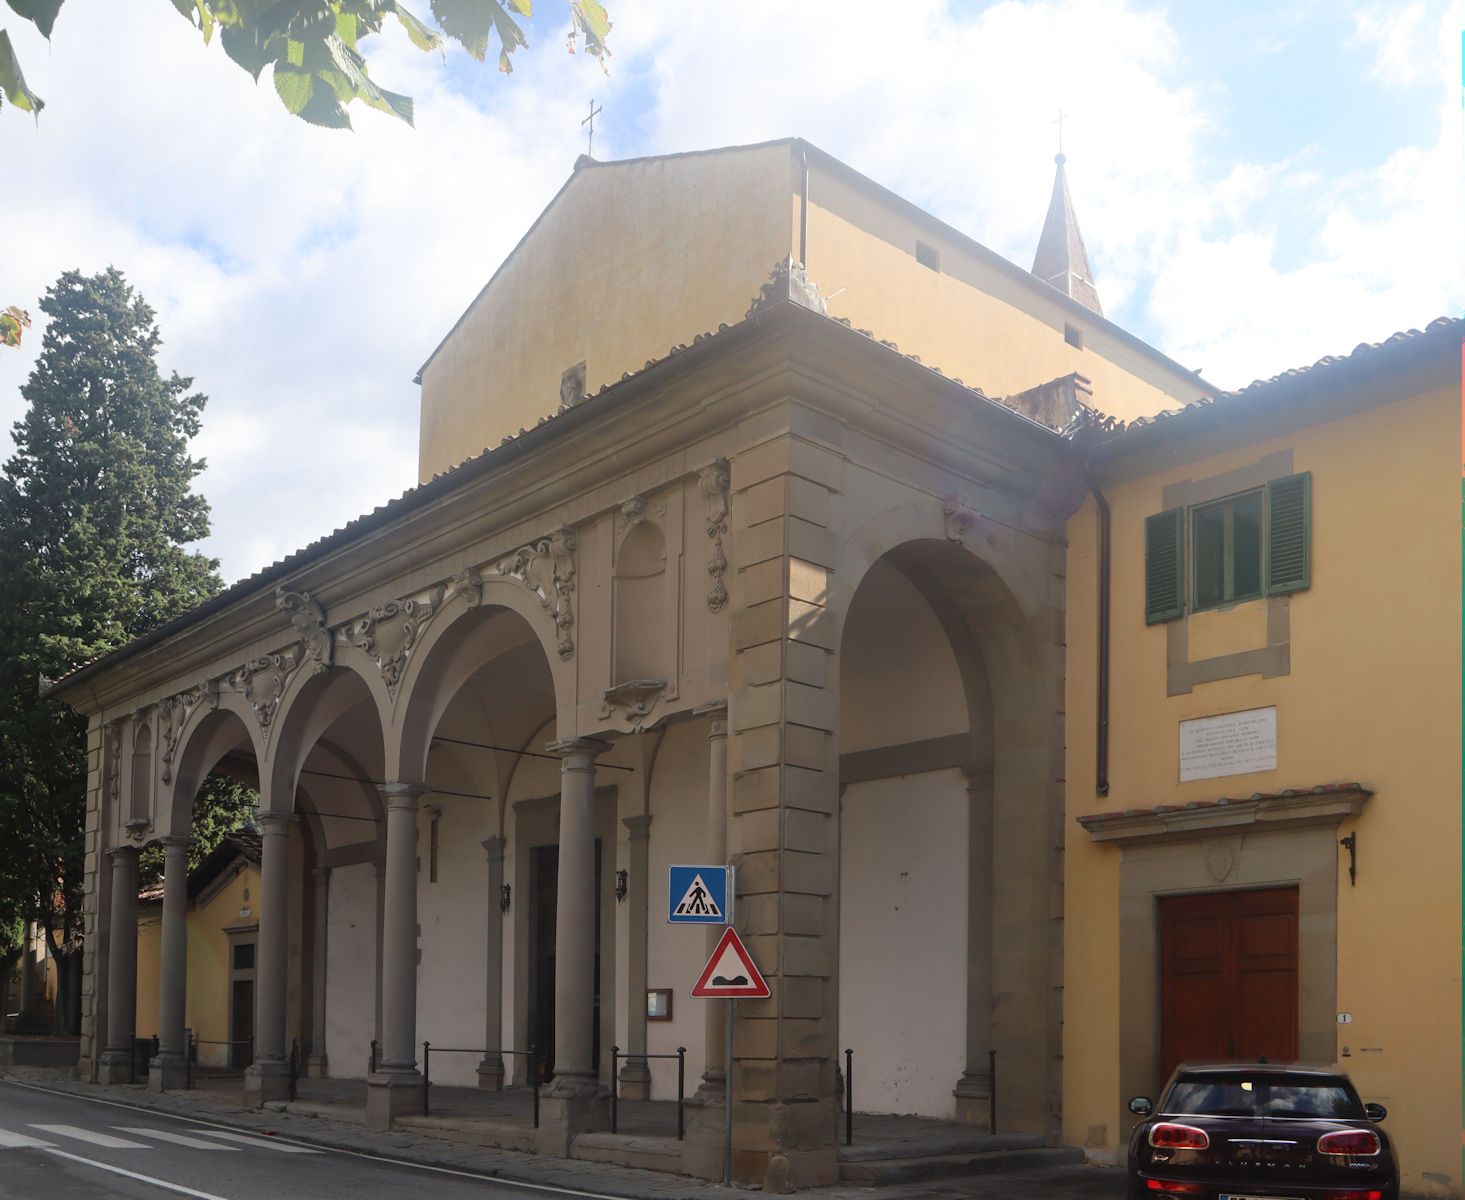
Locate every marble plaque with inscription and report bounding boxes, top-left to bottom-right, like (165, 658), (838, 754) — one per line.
(1179, 706), (1277, 782)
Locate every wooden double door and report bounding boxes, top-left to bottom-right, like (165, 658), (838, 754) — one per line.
(1159, 887), (1298, 1079)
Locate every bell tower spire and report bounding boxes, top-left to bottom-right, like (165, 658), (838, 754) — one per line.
(1031, 152), (1103, 316)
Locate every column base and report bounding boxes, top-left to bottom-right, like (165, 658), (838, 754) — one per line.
(617, 1057), (651, 1101)
(953, 1071), (993, 1127)
(96, 1048), (138, 1086)
(476, 1056), (505, 1091)
(366, 1070), (425, 1129)
(683, 1096), (839, 1189)
(537, 1078), (608, 1157)
(306, 1053), (328, 1079)
(243, 1060), (293, 1108)
(147, 1053), (189, 1093)
(690, 1068), (725, 1106)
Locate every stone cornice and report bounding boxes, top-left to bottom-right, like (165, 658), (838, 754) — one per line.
(1076, 784), (1372, 846)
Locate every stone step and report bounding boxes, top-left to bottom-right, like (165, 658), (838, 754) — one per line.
(393, 1113), (538, 1154)
(839, 1130), (1045, 1162)
(572, 1131), (683, 1173)
(838, 1145), (1084, 1185)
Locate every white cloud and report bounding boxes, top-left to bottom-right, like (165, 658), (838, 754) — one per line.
(1351, 1), (1431, 87)
(2, 0), (1459, 584)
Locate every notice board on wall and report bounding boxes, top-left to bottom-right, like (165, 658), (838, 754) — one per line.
(1179, 706), (1277, 782)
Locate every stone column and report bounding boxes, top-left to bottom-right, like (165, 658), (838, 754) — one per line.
(366, 782), (426, 1128)
(307, 866), (330, 1078)
(477, 836), (507, 1090)
(617, 814), (653, 1099)
(539, 738), (610, 1155)
(148, 836), (191, 1091)
(245, 813), (296, 1106)
(953, 769), (995, 1125)
(694, 702), (729, 1101)
(96, 847), (140, 1083)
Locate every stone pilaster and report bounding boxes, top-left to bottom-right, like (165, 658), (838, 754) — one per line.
(684, 429), (843, 1190)
(692, 702), (729, 1103)
(477, 836), (507, 1090)
(617, 814), (653, 1099)
(307, 866), (330, 1078)
(953, 768), (994, 1125)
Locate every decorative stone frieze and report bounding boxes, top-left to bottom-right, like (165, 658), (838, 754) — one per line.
(488, 529), (578, 661)
(699, 459), (731, 613)
(225, 647), (304, 740)
(944, 493), (979, 541)
(106, 721), (122, 811)
(157, 684), (214, 785)
(276, 588), (333, 673)
(448, 566), (483, 610)
(342, 586), (444, 698)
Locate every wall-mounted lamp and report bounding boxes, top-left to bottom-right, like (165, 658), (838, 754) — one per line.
(1339, 833), (1357, 886)
(615, 869), (628, 902)
(500, 884), (512, 913)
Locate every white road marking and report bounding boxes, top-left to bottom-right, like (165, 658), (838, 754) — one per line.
(114, 1125), (241, 1150)
(30, 1123), (149, 1148)
(0, 1127), (55, 1148)
(192, 1129), (321, 1153)
(42, 1148), (232, 1199)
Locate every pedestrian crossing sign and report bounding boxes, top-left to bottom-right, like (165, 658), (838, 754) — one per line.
(667, 864), (731, 925)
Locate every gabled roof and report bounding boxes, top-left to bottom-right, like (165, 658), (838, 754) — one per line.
(1031, 153), (1102, 316)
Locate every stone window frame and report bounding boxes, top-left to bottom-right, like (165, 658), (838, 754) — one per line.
(1162, 449), (1294, 696)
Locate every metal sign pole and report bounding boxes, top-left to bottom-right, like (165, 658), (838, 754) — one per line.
(723, 996), (734, 1186)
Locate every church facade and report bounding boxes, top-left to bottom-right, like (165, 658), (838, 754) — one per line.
(52, 139), (1460, 1193)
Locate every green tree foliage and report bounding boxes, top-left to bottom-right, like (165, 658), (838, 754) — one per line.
(1, 0), (610, 127)
(0, 268), (224, 1032)
(137, 775), (260, 886)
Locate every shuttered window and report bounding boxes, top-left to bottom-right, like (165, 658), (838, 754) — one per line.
(1144, 471), (1311, 624)
(1265, 472), (1311, 595)
(1145, 508), (1185, 624)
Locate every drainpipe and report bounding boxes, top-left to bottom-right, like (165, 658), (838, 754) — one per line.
(1086, 463), (1111, 797)
(799, 149), (809, 267)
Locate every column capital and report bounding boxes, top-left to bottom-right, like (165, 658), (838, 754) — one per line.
(482, 835), (507, 861)
(157, 835), (192, 852)
(107, 844), (140, 863)
(694, 700), (728, 739)
(257, 811), (299, 834)
(546, 737), (611, 768)
(378, 781), (428, 812)
(622, 813), (653, 839)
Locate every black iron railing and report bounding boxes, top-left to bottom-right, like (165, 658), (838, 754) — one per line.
(184, 1033), (255, 1088)
(420, 1041), (540, 1127)
(608, 1045), (687, 1139)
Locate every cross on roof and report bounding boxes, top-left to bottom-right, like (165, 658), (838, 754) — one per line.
(582, 99), (603, 158)
(1053, 108), (1069, 157)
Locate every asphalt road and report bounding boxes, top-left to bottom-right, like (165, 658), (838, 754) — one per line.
(0, 1080), (577, 1200)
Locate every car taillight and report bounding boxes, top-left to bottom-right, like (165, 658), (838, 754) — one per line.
(1318, 1130), (1381, 1156)
(1319, 1191), (1383, 1200)
(1145, 1182), (1204, 1195)
(1148, 1123), (1211, 1150)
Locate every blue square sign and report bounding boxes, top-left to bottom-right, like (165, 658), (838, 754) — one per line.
(667, 865), (731, 925)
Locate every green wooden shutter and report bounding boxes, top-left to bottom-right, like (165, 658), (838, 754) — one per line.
(1266, 472), (1311, 595)
(1144, 508), (1185, 624)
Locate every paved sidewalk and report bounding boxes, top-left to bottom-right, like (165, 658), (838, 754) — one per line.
(0, 1067), (1125, 1199)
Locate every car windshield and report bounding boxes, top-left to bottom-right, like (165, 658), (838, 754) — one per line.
(1164, 1075), (1364, 1119)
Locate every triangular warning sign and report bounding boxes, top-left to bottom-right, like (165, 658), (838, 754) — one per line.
(673, 872), (723, 919)
(691, 927), (770, 998)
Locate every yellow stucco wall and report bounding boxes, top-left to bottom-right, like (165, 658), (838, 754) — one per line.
(417, 143), (1209, 481)
(1063, 382), (1462, 1195)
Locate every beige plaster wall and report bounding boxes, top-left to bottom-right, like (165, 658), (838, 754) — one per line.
(417, 144), (795, 480)
(324, 861), (377, 1078)
(1063, 383), (1463, 1195)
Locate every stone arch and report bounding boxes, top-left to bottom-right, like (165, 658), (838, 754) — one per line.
(160, 694), (266, 838)
(267, 665), (387, 818)
(394, 592), (566, 784)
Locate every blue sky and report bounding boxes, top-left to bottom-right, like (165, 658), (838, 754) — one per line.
(1, 0), (1459, 582)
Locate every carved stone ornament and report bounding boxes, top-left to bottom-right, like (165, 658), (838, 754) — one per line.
(620, 495), (647, 527)
(343, 586), (444, 698)
(277, 588), (333, 674)
(746, 256), (829, 319)
(157, 684), (214, 784)
(944, 493), (979, 541)
(448, 566), (483, 610)
(698, 459), (731, 613)
(487, 529), (578, 661)
(225, 648), (303, 740)
(600, 679), (667, 732)
(106, 721), (122, 811)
